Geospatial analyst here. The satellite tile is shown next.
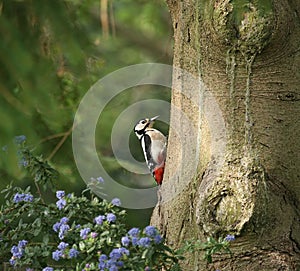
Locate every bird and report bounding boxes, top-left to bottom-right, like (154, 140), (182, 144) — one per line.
(134, 116), (167, 185)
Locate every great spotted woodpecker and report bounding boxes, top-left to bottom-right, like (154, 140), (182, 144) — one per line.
(134, 116), (167, 185)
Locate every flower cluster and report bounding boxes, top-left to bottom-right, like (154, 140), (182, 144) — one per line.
(121, 226), (163, 248)
(144, 226), (163, 244)
(94, 215), (106, 225)
(107, 213), (116, 223)
(1, 143), (184, 270)
(98, 247), (129, 271)
(10, 240), (28, 265)
(94, 213), (116, 225)
(56, 190), (66, 210)
(80, 227), (91, 239)
(18, 157), (29, 167)
(13, 193), (33, 203)
(14, 135), (26, 145)
(90, 176), (104, 183)
(53, 217), (70, 240)
(224, 234), (235, 242)
(52, 241), (79, 261)
(111, 198), (121, 207)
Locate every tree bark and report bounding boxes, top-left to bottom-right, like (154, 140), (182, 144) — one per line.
(151, 0), (300, 270)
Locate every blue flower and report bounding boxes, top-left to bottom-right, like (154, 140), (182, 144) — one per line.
(56, 190), (65, 199)
(19, 157), (29, 167)
(153, 234), (163, 244)
(57, 242), (68, 250)
(131, 237), (139, 246)
(9, 258), (16, 266)
(118, 247), (129, 256)
(58, 224), (70, 240)
(95, 215), (106, 225)
(56, 198), (66, 210)
(106, 259), (119, 270)
(106, 213), (116, 223)
(60, 217), (69, 224)
(128, 227), (140, 237)
(53, 222), (61, 232)
(13, 193), (23, 203)
(91, 176), (104, 183)
(58, 231), (65, 240)
(80, 227), (91, 239)
(42, 267), (54, 271)
(144, 226), (158, 237)
(18, 240), (28, 247)
(13, 193), (33, 203)
(116, 261), (124, 267)
(137, 237), (151, 248)
(108, 247), (129, 261)
(69, 248), (79, 258)
(145, 267), (151, 271)
(108, 265), (118, 271)
(224, 234), (235, 242)
(53, 217), (68, 234)
(11, 245), (19, 254)
(11, 245), (23, 258)
(99, 254), (108, 269)
(99, 263), (106, 270)
(99, 254), (108, 261)
(10, 240), (28, 260)
(15, 135), (26, 144)
(105, 248), (129, 270)
(109, 249), (122, 260)
(121, 236), (130, 247)
(52, 249), (63, 261)
(111, 198), (121, 206)
(23, 194), (33, 202)
(143, 226), (163, 244)
(60, 224), (70, 233)
(97, 176), (104, 183)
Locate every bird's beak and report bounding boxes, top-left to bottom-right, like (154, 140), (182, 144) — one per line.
(150, 115), (159, 122)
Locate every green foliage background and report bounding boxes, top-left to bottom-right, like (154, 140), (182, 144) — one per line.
(0, 0), (172, 226)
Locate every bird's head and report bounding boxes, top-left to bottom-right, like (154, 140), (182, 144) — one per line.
(134, 115), (159, 139)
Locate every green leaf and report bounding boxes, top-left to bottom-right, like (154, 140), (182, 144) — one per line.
(87, 245), (95, 253)
(142, 248), (150, 259)
(79, 241), (86, 251)
(101, 230), (110, 236)
(205, 253), (212, 263)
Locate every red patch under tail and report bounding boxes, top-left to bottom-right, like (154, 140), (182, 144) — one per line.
(153, 166), (165, 185)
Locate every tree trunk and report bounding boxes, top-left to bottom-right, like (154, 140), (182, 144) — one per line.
(151, 0), (300, 270)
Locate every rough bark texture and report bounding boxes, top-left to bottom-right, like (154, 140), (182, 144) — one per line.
(151, 0), (300, 270)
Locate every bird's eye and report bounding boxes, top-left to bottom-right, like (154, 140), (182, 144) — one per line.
(141, 120), (146, 124)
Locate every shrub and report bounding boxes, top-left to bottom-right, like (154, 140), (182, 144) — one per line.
(0, 138), (234, 270)
(0, 138), (181, 270)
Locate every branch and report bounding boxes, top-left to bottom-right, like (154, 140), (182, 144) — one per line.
(47, 125), (75, 161)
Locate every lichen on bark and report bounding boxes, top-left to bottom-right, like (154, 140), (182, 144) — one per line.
(196, 155), (268, 236)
